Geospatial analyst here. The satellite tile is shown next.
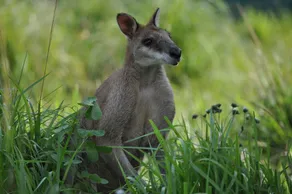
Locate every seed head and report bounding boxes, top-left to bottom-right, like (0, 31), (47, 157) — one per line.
(215, 103), (221, 108)
(213, 108), (222, 114)
(192, 114), (198, 119)
(232, 109), (240, 115)
(255, 118), (260, 124)
(243, 107), (249, 113)
(211, 104), (222, 113)
(231, 103), (238, 108)
(211, 105), (219, 111)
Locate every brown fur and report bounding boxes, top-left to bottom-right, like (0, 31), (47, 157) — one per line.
(80, 8), (181, 193)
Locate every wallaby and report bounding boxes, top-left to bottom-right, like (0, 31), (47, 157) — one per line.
(80, 8), (181, 193)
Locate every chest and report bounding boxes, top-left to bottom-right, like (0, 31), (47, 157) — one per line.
(137, 80), (173, 110)
(138, 87), (158, 105)
(122, 68), (175, 141)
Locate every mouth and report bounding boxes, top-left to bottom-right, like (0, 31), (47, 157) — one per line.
(170, 57), (181, 66)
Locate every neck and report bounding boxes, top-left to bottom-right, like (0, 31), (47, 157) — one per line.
(123, 43), (165, 86)
(139, 65), (164, 87)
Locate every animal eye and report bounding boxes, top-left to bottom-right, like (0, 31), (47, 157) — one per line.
(142, 38), (153, 46)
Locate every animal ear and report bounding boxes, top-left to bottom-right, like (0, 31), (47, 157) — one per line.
(117, 13), (139, 39)
(148, 8), (160, 27)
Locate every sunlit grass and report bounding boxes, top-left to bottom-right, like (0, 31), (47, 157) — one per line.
(124, 104), (292, 193)
(1, 83), (291, 193)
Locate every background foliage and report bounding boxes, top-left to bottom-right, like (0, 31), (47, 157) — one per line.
(0, 0), (292, 193)
(1, 0), (292, 143)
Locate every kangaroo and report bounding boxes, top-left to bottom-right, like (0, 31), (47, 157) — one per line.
(80, 8), (181, 193)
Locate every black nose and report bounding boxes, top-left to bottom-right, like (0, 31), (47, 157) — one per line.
(169, 47), (181, 59)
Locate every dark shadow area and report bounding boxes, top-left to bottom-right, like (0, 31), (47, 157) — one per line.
(225, 0), (292, 17)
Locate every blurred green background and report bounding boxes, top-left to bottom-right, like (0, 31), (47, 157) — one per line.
(0, 0), (292, 151)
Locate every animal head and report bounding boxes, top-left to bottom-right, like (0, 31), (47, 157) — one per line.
(117, 8), (181, 67)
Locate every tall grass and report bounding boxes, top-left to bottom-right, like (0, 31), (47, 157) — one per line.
(1, 81), (291, 193)
(123, 104), (292, 194)
(0, 73), (108, 193)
